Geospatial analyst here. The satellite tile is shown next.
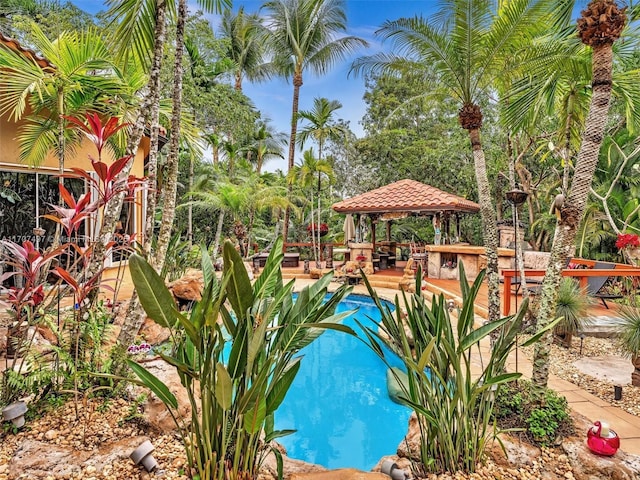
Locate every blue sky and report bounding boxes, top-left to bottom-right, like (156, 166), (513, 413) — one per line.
(71, 0), (438, 171)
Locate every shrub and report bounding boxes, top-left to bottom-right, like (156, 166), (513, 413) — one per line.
(494, 380), (572, 446)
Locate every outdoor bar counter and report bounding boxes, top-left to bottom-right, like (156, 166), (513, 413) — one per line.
(426, 244), (516, 280)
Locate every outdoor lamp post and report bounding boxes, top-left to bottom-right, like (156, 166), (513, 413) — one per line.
(505, 187), (528, 374)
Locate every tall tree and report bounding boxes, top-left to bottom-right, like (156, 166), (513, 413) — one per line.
(351, 0), (563, 323)
(297, 97), (347, 163)
(109, 0), (230, 352)
(287, 149), (334, 266)
(248, 119), (286, 174)
(297, 96), (345, 255)
(220, 6), (271, 91)
(262, 0), (367, 244)
(531, 0), (628, 394)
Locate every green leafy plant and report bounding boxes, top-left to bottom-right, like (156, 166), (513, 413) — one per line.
(553, 278), (592, 348)
(494, 380), (571, 446)
(127, 237), (352, 480)
(359, 265), (556, 474)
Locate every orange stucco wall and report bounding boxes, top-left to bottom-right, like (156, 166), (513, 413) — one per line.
(0, 112), (147, 237)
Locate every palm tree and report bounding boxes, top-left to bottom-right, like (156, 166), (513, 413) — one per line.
(0, 23), (123, 180)
(262, 0), (367, 244)
(220, 6), (271, 91)
(288, 149), (334, 267)
(531, 0), (628, 395)
(351, 0), (562, 323)
(297, 97), (347, 163)
(248, 120), (286, 174)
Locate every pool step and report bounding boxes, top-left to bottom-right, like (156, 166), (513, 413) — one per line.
(290, 469), (388, 480)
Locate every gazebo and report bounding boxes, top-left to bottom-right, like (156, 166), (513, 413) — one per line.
(332, 179), (480, 252)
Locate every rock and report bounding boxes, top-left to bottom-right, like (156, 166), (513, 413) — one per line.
(24, 325), (55, 355)
(396, 413), (421, 461)
(168, 270), (204, 305)
(8, 437), (150, 479)
(138, 316), (170, 346)
(487, 434), (541, 468)
(562, 413), (640, 480)
(259, 450), (326, 480)
(289, 469), (388, 480)
(309, 268), (323, 279)
(8, 439), (87, 478)
(134, 358), (195, 432)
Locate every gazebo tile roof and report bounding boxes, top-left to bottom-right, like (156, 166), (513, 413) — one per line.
(332, 179), (480, 214)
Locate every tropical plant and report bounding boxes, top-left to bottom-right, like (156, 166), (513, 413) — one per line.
(552, 277), (592, 348)
(494, 380), (572, 446)
(127, 237), (353, 479)
(0, 239), (62, 404)
(531, 0), (628, 396)
(618, 306), (640, 386)
(359, 266), (554, 474)
(0, 22), (125, 205)
(262, 0), (368, 243)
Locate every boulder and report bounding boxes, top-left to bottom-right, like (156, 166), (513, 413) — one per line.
(486, 433), (541, 468)
(139, 316), (170, 345)
(396, 412), (421, 461)
(562, 413), (640, 480)
(168, 270), (204, 306)
(133, 358), (195, 432)
(258, 449), (326, 480)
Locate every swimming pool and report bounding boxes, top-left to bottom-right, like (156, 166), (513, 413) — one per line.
(275, 294), (411, 471)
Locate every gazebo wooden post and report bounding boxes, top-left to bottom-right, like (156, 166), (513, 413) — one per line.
(371, 216), (376, 252)
(386, 221), (391, 241)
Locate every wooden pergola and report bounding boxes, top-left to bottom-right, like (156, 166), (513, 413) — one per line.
(332, 179), (480, 250)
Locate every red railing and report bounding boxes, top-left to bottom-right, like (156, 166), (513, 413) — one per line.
(502, 260), (640, 315)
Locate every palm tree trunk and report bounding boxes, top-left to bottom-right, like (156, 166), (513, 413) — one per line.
(468, 128), (500, 323)
(316, 174), (322, 268)
(282, 72), (303, 247)
(112, 0), (168, 353)
(151, 0), (186, 271)
(213, 210), (225, 258)
(188, 153), (193, 247)
(531, 42), (615, 395)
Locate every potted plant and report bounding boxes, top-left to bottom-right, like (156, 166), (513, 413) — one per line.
(618, 306), (640, 386)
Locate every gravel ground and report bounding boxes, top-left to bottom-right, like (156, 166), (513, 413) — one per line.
(521, 335), (640, 417)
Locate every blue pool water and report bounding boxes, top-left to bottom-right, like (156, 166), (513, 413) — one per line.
(275, 294), (411, 470)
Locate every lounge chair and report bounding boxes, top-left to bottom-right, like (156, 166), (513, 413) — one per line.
(587, 261), (623, 309)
